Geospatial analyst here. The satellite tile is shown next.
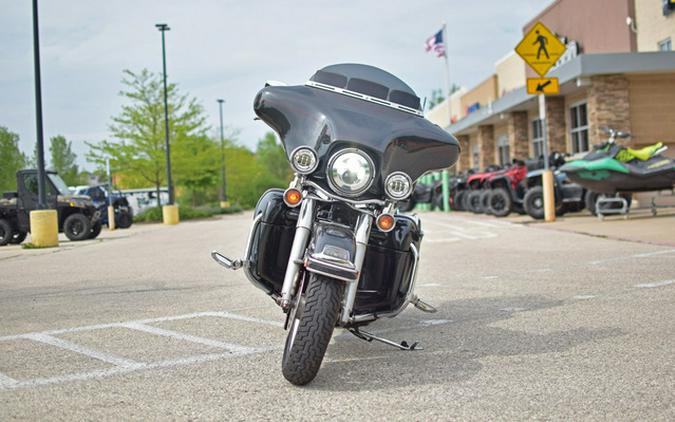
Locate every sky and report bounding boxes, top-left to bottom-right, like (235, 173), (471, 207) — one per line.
(0, 0), (547, 170)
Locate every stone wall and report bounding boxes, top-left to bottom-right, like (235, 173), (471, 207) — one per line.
(507, 111), (529, 159)
(545, 97), (567, 153)
(455, 135), (471, 172)
(477, 125), (495, 169)
(588, 75), (631, 145)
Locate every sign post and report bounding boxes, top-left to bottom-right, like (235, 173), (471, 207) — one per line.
(515, 21), (567, 223)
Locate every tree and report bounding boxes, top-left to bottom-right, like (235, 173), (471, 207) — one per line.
(49, 135), (80, 185)
(0, 126), (27, 193)
(256, 132), (291, 183)
(426, 84), (461, 110)
(87, 69), (210, 207)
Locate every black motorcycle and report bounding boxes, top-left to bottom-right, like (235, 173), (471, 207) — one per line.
(212, 64), (459, 385)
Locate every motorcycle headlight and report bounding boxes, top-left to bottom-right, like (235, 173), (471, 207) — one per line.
(384, 172), (413, 200)
(327, 149), (375, 197)
(290, 147), (318, 174)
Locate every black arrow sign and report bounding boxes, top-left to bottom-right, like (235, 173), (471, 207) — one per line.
(536, 80), (552, 92)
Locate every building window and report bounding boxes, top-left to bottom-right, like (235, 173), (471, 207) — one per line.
(471, 143), (480, 169)
(531, 119), (545, 158)
(570, 102), (589, 153)
(658, 37), (672, 52)
(497, 135), (510, 166)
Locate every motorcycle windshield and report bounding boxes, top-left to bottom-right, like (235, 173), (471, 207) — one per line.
(254, 64), (460, 198)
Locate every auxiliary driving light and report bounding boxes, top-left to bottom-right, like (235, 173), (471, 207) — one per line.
(290, 147), (318, 174)
(376, 213), (395, 232)
(284, 188), (303, 207)
(384, 172), (413, 200)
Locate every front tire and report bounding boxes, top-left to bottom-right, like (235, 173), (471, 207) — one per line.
(489, 188), (512, 217)
(282, 273), (344, 386)
(64, 213), (91, 241)
(467, 191), (483, 213)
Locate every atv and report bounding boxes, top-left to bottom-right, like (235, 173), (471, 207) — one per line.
(465, 165), (502, 214)
(522, 152), (586, 220)
(483, 160), (529, 217)
(72, 185), (134, 229)
(0, 170), (101, 246)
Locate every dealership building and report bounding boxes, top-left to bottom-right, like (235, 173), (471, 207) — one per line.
(428, 0), (675, 172)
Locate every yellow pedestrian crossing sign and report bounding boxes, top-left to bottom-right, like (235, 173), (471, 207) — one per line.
(515, 22), (567, 76)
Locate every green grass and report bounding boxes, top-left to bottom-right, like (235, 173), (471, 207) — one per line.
(21, 242), (57, 249)
(134, 204), (244, 223)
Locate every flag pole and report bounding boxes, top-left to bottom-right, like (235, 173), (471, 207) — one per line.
(442, 22), (451, 124)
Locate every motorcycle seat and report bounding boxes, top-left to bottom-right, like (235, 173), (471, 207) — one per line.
(618, 143), (664, 162)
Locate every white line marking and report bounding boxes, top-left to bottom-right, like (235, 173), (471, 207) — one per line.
(634, 280), (674, 289)
(482, 275), (499, 280)
(590, 249), (675, 265)
(425, 238), (460, 243)
(417, 283), (441, 287)
(204, 311), (284, 328)
(22, 333), (142, 368)
(0, 372), (18, 387)
(120, 322), (255, 354)
(528, 268), (553, 273)
(419, 319), (451, 326)
(0, 348), (278, 391)
(0, 310), (282, 342)
(572, 295), (596, 300)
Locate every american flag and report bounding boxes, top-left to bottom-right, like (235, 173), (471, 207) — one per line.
(424, 28), (446, 58)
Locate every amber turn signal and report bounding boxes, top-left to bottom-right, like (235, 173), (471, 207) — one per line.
(376, 213), (395, 232)
(283, 188), (303, 207)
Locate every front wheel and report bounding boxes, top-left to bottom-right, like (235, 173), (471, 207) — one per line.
(282, 273), (344, 386)
(489, 188), (512, 217)
(63, 213), (92, 241)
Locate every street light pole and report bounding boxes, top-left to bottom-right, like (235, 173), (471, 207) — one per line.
(32, 0), (47, 209)
(156, 23), (174, 206)
(217, 99), (227, 205)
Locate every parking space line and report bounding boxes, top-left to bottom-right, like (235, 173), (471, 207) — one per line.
(0, 372), (18, 388)
(634, 280), (674, 289)
(0, 348), (276, 391)
(590, 249), (675, 265)
(120, 322), (255, 354)
(23, 333), (142, 368)
(203, 311), (284, 328)
(0, 310), (282, 342)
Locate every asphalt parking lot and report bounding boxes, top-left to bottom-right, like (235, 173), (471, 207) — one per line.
(1, 212), (674, 420)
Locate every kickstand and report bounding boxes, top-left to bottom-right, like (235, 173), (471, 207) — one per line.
(348, 328), (422, 351)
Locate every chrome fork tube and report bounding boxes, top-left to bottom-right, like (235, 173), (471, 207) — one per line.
(340, 213), (373, 325)
(280, 198), (315, 311)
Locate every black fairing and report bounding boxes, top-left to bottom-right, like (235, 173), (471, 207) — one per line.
(247, 189), (421, 317)
(253, 64), (460, 199)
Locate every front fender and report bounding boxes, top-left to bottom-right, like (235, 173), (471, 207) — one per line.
(304, 222), (358, 282)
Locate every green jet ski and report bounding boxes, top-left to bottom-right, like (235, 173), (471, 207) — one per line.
(561, 127), (675, 194)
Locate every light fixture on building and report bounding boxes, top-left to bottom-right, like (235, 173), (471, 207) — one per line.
(576, 77), (591, 87)
(626, 16), (638, 33)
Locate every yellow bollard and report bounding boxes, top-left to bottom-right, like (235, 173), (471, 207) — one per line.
(29, 209), (59, 247)
(219, 201), (230, 209)
(162, 204), (179, 225)
(107, 205), (116, 230)
(542, 169), (556, 222)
